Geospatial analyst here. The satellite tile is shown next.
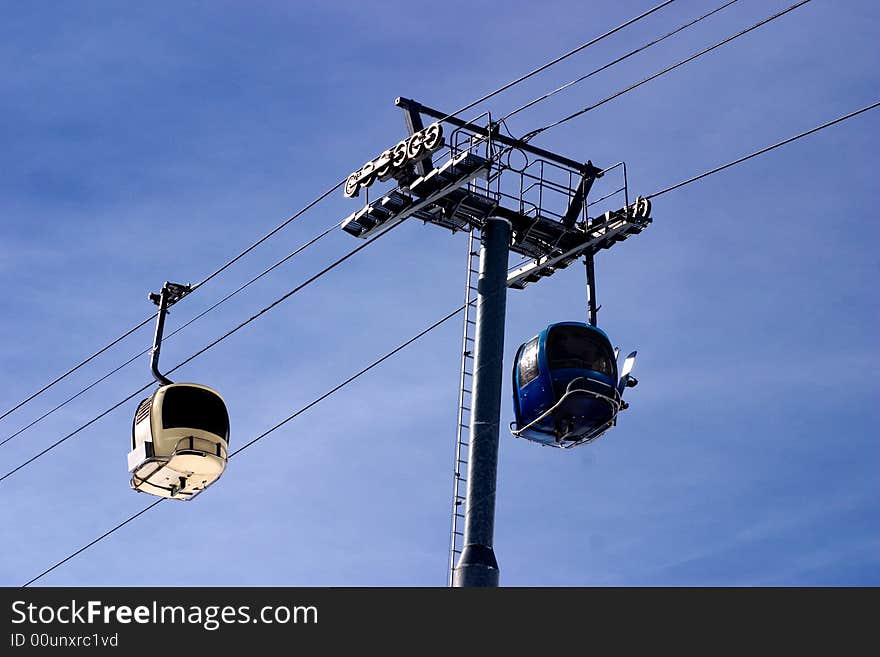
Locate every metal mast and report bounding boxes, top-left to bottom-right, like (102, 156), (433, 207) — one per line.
(452, 216), (510, 587)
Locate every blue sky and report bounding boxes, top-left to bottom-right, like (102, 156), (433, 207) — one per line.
(0, 0), (877, 586)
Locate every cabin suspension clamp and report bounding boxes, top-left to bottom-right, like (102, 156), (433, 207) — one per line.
(149, 281), (192, 308)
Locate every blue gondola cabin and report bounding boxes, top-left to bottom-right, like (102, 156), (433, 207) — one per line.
(512, 322), (636, 448)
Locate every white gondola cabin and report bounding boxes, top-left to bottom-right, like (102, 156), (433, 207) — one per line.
(128, 383), (229, 500)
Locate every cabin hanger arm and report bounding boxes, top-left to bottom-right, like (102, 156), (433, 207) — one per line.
(148, 281), (191, 386)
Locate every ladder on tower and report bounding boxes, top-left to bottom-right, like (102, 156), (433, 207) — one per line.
(447, 228), (480, 586)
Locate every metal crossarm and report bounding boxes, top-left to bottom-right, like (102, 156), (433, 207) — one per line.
(341, 151), (491, 239)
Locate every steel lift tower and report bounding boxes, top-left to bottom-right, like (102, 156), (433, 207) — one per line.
(339, 97), (653, 587)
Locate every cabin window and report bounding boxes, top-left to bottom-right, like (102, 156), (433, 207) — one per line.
(162, 387), (230, 441)
(547, 326), (615, 376)
(518, 337), (540, 386)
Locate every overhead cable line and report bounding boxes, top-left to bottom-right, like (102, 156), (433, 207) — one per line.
(647, 101), (880, 198)
(188, 183), (345, 291)
(23, 303), (468, 586)
(12, 98), (874, 486)
(22, 498), (165, 588)
(1, 142), (456, 448)
(0, 317), (154, 426)
(0, 179), (345, 425)
(3, 2), (674, 424)
(4, 3), (676, 430)
(1, 5), (714, 467)
(0, 220), (401, 485)
(19, 1), (870, 584)
(0, 221), (342, 449)
(436, 0), (675, 123)
(500, 0), (738, 123)
(523, 0), (812, 141)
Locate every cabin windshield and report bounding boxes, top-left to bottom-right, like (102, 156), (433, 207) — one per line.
(518, 337), (540, 386)
(547, 326), (615, 377)
(162, 387), (229, 441)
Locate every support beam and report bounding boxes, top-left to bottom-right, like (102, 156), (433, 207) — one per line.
(585, 255), (598, 327)
(400, 103), (434, 177)
(561, 173), (597, 230)
(396, 97), (601, 176)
